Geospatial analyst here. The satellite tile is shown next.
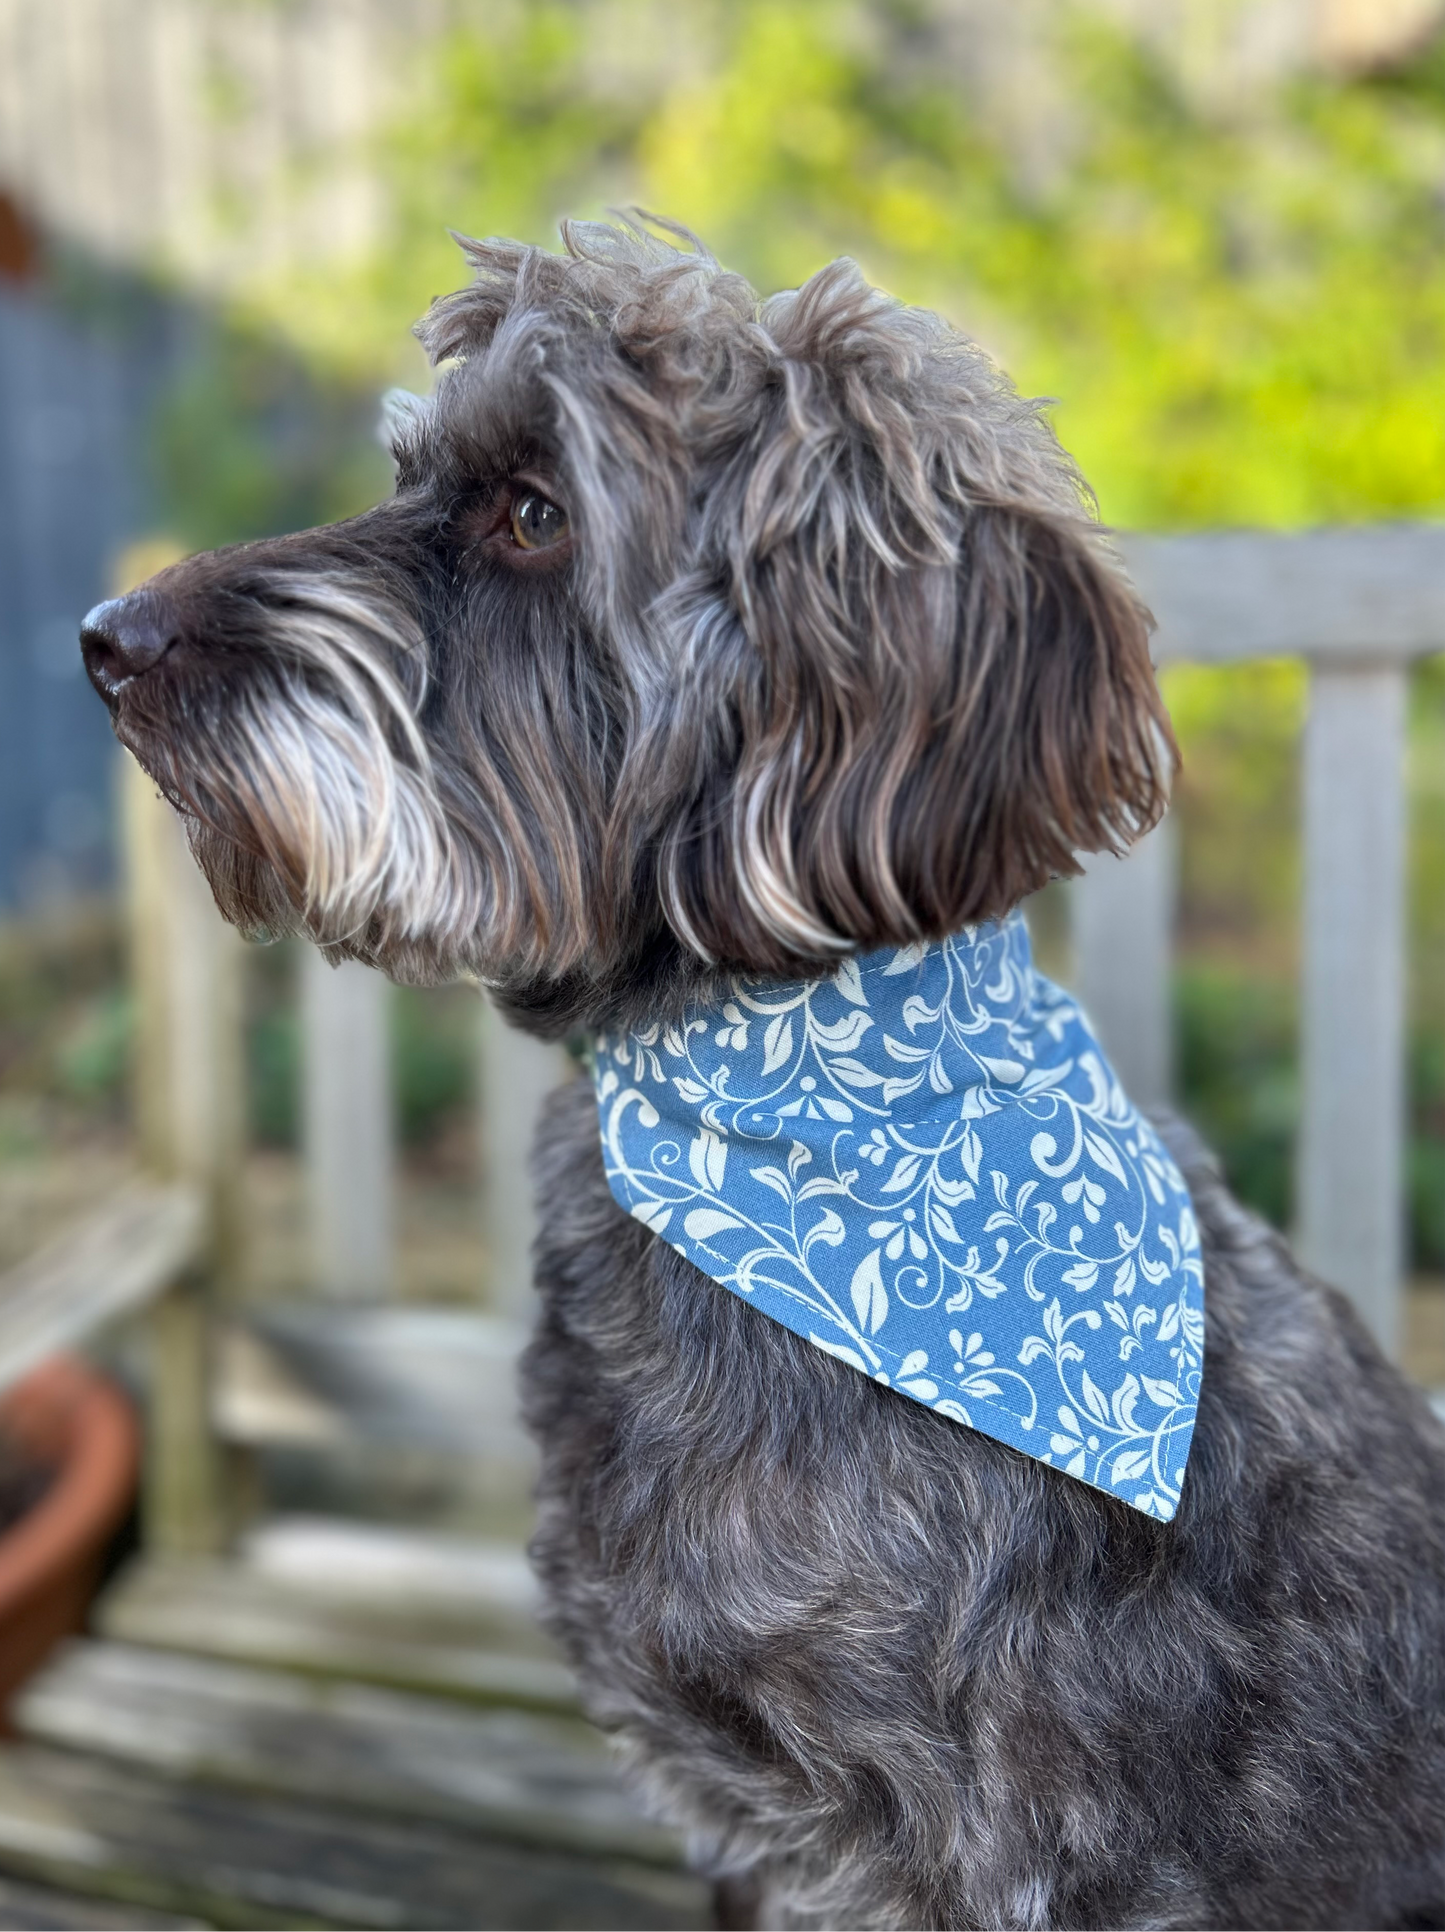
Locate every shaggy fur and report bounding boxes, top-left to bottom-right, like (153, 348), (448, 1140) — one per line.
(82, 219), (1445, 1929)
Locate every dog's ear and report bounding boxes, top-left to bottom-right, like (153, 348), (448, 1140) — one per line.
(626, 259), (1174, 973)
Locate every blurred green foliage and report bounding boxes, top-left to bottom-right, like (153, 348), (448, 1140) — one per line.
(54, 989), (132, 1103)
(0, 909), (129, 1158)
(245, 943), (300, 1149)
(152, 327), (390, 553)
(1163, 660), (1307, 966)
(1176, 962), (1298, 1233)
(1412, 657), (1445, 1010)
(245, 942), (474, 1155)
(646, 13), (1445, 532)
(258, 3), (1445, 533)
(392, 980), (478, 1149)
(0, 915), (473, 1169)
(1412, 1027), (1445, 1268)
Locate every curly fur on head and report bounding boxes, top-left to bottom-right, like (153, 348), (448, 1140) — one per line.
(90, 218), (1170, 1015)
(82, 220), (1445, 1931)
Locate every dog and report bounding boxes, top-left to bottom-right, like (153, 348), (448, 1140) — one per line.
(82, 220), (1445, 1930)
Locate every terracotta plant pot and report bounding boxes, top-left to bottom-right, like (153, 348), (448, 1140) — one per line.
(0, 1355), (140, 1713)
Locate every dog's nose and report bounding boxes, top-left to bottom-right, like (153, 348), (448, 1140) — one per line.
(80, 592), (178, 704)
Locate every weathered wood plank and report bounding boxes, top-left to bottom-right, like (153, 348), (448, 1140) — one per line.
(149, 1285), (228, 1560)
(123, 751), (239, 1555)
(1298, 663), (1408, 1355)
(0, 1182), (202, 1395)
(1070, 818), (1177, 1109)
(239, 1516), (539, 1614)
(16, 1639), (679, 1865)
(1122, 525), (1445, 664)
(0, 1742), (709, 1930)
(123, 755), (245, 1271)
(251, 1304), (536, 1461)
(302, 951), (394, 1301)
(0, 1870), (200, 1930)
(96, 1558), (578, 1713)
(211, 1327), (349, 1448)
(479, 1003), (572, 1320)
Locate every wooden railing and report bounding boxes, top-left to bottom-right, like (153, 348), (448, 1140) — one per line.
(0, 524), (1436, 1558)
(1095, 526), (1445, 1358)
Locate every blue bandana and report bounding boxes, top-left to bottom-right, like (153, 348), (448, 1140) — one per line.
(592, 912), (1204, 1519)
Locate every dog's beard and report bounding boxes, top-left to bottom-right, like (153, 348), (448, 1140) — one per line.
(178, 681), (460, 949)
(118, 578), (488, 975)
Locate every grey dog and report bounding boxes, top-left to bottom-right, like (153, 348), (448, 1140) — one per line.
(82, 221), (1445, 1929)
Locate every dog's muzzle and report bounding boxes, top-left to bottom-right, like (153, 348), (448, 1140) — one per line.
(80, 591), (178, 708)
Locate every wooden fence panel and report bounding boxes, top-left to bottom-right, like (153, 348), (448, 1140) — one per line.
(1104, 531), (1445, 1358)
(123, 753), (243, 1553)
(478, 1008), (570, 1322)
(1123, 526), (1445, 664)
(1071, 818), (1177, 1114)
(1298, 664), (1409, 1357)
(301, 951), (394, 1302)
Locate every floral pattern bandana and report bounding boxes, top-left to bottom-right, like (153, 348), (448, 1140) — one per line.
(591, 912), (1204, 1519)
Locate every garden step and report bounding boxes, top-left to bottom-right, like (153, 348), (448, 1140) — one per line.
(0, 1741), (708, 1930)
(0, 1869), (201, 1928)
(15, 1639), (678, 1866)
(96, 1552), (578, 1712)
(239, 1514), (540, 1612)
(242, 1306), (536, 1460)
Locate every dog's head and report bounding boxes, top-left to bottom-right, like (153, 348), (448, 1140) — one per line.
(82, 220), (1172, 1021)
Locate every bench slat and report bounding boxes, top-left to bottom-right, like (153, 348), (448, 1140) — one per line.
(16, 1638), (677, 1865)
(97, 1556), (578, 1713)
(0, 1740), (708, 1930)
(0, 1867), (198, 1929)
(1123, 526), (1445, 664)
(0, 1183), (204, 1395)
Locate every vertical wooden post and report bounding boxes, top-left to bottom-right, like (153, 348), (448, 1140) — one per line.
(1070, 817), (1178, 1112)
(478, 1000), (571, 1321)
(301, 948), (394, 1300)
(1298, 662), (1408, 1358)
(123, 752), (243, 1555)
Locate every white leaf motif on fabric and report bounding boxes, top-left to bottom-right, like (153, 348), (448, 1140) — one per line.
(592, 912), (1204, 1520)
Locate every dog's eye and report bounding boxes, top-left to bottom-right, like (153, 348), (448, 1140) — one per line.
(510, 490), (568, 551)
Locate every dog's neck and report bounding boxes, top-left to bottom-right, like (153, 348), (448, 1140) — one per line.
(490, 927), (836, 1044)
